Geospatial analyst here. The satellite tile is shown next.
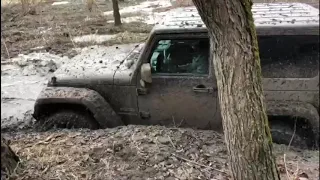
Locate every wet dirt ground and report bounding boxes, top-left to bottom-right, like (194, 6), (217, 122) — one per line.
(2, 125), (319, 180)
(1, 0), (319, 130)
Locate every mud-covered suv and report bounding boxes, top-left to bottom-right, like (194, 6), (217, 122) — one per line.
(33, 3), (319, 148)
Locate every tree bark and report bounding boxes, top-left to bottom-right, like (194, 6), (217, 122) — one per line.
(1, 137), (19, 177)
(192, 0), (280, 179)
(112, 0), (122, 26)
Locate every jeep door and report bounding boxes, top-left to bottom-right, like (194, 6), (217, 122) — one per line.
(137, 33), (221, 130)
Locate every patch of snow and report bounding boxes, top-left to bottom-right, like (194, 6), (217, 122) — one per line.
(1, 53), (69, 77)
(73, 34), (117, 44)
(52, 1), (69, 6)
(37, 27), (52, 34)
(108, 11), (168, 24)
(103, 0), (172, 25)
(1, 64), (20, 72)
(30, 46), (45, 51)
(107, 16), (144, 24)
(84, 16), (92, 21)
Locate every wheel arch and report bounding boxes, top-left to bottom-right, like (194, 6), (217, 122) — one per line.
(266, 101), (319, 147)
(34, 103), (94, 118)
(33, 87), (123, 128)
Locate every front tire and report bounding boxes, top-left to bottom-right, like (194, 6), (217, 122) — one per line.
(36, 110), (99, 131)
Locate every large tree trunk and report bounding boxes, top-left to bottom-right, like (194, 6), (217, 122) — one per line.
(1, 137), (19, 177)
(112, 0), (121, 26)
(192, 0), (280, 179)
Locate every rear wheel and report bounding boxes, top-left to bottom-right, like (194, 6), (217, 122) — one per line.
(36, 110), (99, 131)
(270, 121), (308, 149)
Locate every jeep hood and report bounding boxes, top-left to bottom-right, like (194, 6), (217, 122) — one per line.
(52, 44), (144, 85)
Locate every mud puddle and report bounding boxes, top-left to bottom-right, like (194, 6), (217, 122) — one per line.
(1, 75), (47, 131)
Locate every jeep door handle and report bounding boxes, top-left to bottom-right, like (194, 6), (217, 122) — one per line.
(193, 85), (213, 93)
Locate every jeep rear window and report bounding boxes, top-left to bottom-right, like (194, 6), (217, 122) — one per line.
(150, 39), (209, 76)
(259, 35), (319, 78)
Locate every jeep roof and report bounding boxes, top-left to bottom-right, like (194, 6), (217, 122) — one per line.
(52, 3), (319, 81)
(152, 3), (319, 35)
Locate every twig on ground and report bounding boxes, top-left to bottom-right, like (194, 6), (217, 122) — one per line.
(1, 34), (11, 60)
(41, 165), (50, 175)
(171, 116), (184, 128)
(178, 119), (184, 127)
(9, 160), (22, 177)
(287, 118), (297, 151)
(24, 134), (63, 148)
(112, 141), (115, 153)
(154, 137), (161, 153)
(172, 116), (176, 127)
(168, 135), (176, 149)
(284, 154), (292, 180)
(65, 23), (77, 49)
(283, 118), (301, 180)
(101, 158), (110, 170)
(70, 173), (78, 180)
(172, 153), (227, 175)
(293, 161), (300, 179)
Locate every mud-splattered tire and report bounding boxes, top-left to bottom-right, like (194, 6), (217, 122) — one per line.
(36, 110), (99, 131)
(270, 122), (308, 149)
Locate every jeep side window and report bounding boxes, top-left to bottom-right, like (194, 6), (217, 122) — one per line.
(150, 39), (209, 75)
(259, 35), (319, 78)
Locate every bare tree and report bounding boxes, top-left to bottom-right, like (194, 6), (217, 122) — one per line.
(1, 137), (19, 177)
(112, 0), (121, 26)
(192, 0), (280, 179)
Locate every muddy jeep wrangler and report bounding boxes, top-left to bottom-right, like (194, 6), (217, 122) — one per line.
(33, 3), (319, 148)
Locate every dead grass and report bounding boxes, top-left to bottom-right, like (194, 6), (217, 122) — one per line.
(1, 0), (40, 6)
(1, 125), (319, 180)
(106, 31), (149, 45)
(1, 0), (152, 59)
(105, 11), (146, 21)
(86, 0), (95, 12)
(2, 126), (230, 179)
(74, 31), (149, 48)
(172, 0), (193, 7)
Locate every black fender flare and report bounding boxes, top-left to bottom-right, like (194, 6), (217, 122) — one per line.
(33, 87), (123, 128)
(266, 101), (319, 146)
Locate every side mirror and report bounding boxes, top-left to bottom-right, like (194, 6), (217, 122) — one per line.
(141, 63), (152, 83)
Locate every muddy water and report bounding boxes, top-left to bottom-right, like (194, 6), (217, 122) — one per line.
(1, 53), (60, 130)
(1, 44), (138, 131)
(1, 75), (47, 130)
